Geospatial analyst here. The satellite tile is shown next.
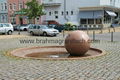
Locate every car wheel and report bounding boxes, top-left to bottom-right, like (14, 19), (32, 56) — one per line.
(24, 28), (27, 31)
(43, 32), (47, 36)
(30, 31), (34, 35)
(7, 30), (12, 35)
(53, 34), (57, 37)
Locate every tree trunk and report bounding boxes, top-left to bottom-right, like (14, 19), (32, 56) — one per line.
(33, 18), (35, 24)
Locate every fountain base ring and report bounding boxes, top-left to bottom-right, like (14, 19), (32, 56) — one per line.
(9, 46), (105, 60)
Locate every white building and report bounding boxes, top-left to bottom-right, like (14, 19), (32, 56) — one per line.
(42, 0), (120, 28)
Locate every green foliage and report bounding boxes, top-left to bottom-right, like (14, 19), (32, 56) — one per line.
(19, 0), (45, 20)
(64, 24), (77, 31)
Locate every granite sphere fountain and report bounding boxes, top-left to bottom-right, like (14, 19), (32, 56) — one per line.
(9, 30), (104, 60)
(65, 30), (90, 56)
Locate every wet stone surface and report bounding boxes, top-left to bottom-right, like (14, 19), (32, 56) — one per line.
(0, 37), (120, 80)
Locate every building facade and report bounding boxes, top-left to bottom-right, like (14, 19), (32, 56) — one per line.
(8, 0), (42, 25)
(8, 0), (29, 25)
(42, 0), (120, 28)
(0, 0), (8, 23)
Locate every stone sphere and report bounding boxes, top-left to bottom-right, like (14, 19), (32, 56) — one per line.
(65, 30), (90, 56)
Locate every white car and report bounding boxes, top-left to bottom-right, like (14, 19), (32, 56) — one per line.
(28, 25), (59, 36)
(0, 23), (14, 35)
(16, 24), (31, 31)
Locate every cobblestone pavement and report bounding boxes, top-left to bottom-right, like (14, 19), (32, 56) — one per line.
(89, 32), (120, 42)
(0, 35), (120, 80)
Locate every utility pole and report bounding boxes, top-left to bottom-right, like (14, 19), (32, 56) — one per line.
(64, 0), (68, 22)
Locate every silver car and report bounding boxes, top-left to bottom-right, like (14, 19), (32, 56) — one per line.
(0, 23), (14, 35)
(28, 25), (59, 36)
(16, 24), (32, 31)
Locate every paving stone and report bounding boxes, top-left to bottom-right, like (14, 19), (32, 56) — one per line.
(0, 36), (120, 80)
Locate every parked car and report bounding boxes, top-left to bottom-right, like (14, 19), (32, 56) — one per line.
(16, 24), (32, 31)
(13, 24), (19, 31)
(110, 24), (120, 28)
(0, 23), (14, 35)
(28, 25), (59, 36)
(51, 25), (65, 32)
(48, 24), (57, 28)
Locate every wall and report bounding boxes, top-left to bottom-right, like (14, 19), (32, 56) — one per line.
(0, 0), (8, 23)
(100, 0), (110, 6)
(8, 0), (42, 25)
(42, 0), (120, 25)
(100, 0), (120, 8)
(42, 0), (101, 25)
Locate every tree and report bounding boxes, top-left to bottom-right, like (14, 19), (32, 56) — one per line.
(21, 0), (45, 24)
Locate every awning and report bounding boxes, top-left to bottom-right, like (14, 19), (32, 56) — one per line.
(79, 11), (104, 19)
(106, 11), (117, 17)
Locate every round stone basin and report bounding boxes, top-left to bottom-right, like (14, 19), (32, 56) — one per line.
(9, 46), (105, 60)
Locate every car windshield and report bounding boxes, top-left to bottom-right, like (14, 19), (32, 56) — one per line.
(21, 24), (28, 27)
(4, 24), (10, 27)
(49, 25), (56, 27)
(0, 24), (3, 27)
(41, 25), (49, 29)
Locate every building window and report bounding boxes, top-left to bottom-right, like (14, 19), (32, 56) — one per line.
(13, 3), (16, 10)
(49, 0), (53, 2)
(11, 17), (16, 24)
(49, 12), (52, 16)
(19, 3), (23, 10)
(110, 0), (115, 5)
(2, 15), (5, 21)
(54, 11), (58, 14)
(1, 3), (3, 10)
(61, 11), (64, 15)
(71, 11), (73, 15)
(81, 19), (87, 24)
(89, 25), (92, 28)
(93, 25), (96, 28)
(9, 4), (12, 10)
(110, 0), (112, 3)
(5, 3), (7, 10)
(66, 11), (68, 15)
(96, 19), (102, 24)
(0, 15), (1, 22)
(37, 17), (39, 20)
(55, 16), (58, 19)
(88, 19), (94, 24)
(5, 15), (7, 22)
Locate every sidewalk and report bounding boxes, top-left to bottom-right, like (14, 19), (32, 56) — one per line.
(64, 27), (120, 34)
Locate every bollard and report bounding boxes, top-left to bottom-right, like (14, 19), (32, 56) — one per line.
(111, 32), (113, 42)
(87, 28), (89, 34)
(18, 30), (20, 35)
(87, 27), (89, 34)
(109, 28), (110, 33)
(113, 28), (115, 32)
(93, 31), (95, 41)
(18, 26), (20, 35)
(63, 30), (65, 37)
(100, 28), (103, 34)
